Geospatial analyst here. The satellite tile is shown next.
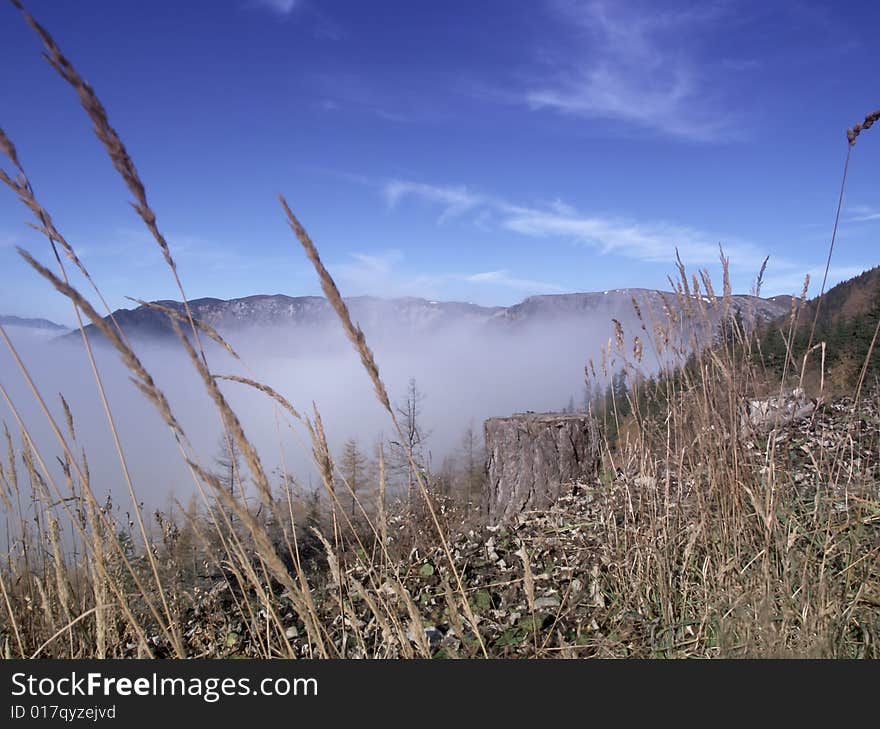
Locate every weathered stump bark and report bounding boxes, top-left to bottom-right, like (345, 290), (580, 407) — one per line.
(484, 412), (601, 525)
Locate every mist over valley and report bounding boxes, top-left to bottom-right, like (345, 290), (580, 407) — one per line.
(0, 288), (789, 515)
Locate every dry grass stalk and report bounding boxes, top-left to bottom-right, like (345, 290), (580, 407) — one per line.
(13, 254), (185, 440)
(0, 128), (126, 339)
(132, 300), (241, 361)
(280, 198), (489, 656)
(12, 0), (208, 369)
(0, 2), (877, 661)
(847, 109), (880, 145)
(278, 196), (391, 411)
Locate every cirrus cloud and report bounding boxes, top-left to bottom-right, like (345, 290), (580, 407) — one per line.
(522, 1), (746, 141)
(253, 0), (299, 16)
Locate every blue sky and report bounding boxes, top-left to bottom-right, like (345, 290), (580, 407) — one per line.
(1, 0), (878, 325)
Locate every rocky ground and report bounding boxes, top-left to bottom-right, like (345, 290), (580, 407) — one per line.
(157, 392), (879, 659)
(176, 489), (649, 659)
(744, 393), (880, 494)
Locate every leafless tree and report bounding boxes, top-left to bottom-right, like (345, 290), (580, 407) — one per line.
(389, 377), (429, 510)
(213, 431), (242, 498)
(458, 421), (485, 511)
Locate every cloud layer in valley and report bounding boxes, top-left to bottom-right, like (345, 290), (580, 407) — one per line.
(0, 297), (684, 525)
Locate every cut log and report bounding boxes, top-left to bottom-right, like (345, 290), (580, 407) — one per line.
(483, 412), (601, 525)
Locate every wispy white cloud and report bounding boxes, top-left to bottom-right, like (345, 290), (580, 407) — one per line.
(348, 252), (399, 275)
(0, 232), (20, 249)
(253, 0), (299, 16)
(499, 205), (767, 267)
(720, 58), (762, 72)
(306, 72), (442, 126)
(376, 178), (874, 299)
(548, 199), (577, 216)
(464, 270), (565, 293)
(380, 179), (767, 269)
(334, 249), (563, 299)
(335, 250), (403, 289)
(846, 204), (880, 223)
(334, 249), (447, 298)
(524, 1), (742, 141)
(383, 180), (484, 223)
(94, 229), (298, 274)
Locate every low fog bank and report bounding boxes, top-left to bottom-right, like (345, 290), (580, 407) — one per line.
(0, 312), (666, 518)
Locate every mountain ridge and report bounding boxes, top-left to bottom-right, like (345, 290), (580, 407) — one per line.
(0, 314), (68, 332)
(60, 289), (791, 346)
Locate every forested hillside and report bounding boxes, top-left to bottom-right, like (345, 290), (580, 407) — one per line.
(758, 266), (880, 389)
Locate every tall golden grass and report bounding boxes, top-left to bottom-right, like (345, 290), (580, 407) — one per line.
(0, 2), (877, 658)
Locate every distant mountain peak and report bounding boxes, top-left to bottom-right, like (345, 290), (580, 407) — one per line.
(0, 315), (67, 331)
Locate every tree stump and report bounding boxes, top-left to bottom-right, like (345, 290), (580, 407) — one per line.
(483, 412), (601, 525)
